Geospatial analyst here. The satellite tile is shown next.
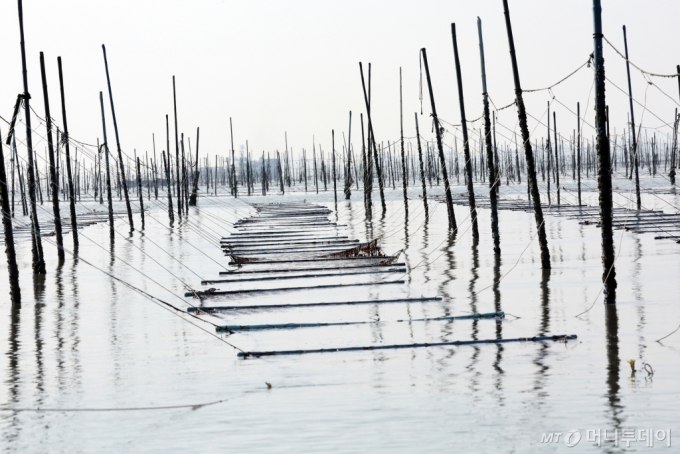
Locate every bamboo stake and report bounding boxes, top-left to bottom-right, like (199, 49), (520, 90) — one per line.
(452, 23), (479, 237)
(502, 0), (550, 268)
(415, 114), (428, 217)
(477, 18), (500, 253)
(102, 46), (134, 232)
(99, 92), (115, 241)
(577, 103), (582, 205)
(553, 111), (561, 205)
(359, 63), (386, 214)
(593, 0), (617, 304)
(623, 26), (641, 210)
(17, 0), (46, 273)
(164, 115), (174, 223)
(136, 157), (145, 229)
(189, 127), (200, 206)
(0, 128), (21, 305)
(420, 48), (456, 230)
(399, 68), (408, 213)
(344, 112), (352, 199)
(40, 52), (64, 261)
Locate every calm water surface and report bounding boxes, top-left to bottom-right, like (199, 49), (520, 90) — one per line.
(1, 179), (679, 453)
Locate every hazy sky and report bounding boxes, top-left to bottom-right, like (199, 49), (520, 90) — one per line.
(1, 0), (679, 161)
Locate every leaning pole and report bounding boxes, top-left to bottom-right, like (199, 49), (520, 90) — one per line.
(592, 0), (617, 304)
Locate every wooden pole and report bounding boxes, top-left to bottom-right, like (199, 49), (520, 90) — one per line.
(40, 52), (64, 261)
(450, 23), (480, 240)
(135, 156), (145, 229)
(230, 118), (237, 197)
(477, 18), (500, 253)
(577, 102), (582, 205)
(359, 63), (386, 214)
(420, 48), (456, 230)
(553, 111), (560, 205)
(344, 112), (352, 199)
(502, 0), (550, 268)
(189, 127), (200, 206)
(399, 68), (408, 213)
(546, 103), (552, 205)
(0, 129), (21, 306)
(414, 114), (428, 217)
(102, 45), (134, 232)
(593, 0), (617, 304)
(165, 116), (174, 222)
(332, 130), (337, 206)
(18, 0), (46, 273)
(172, 76), (183, 217)
(623, 26), (641, 210)
(99, 92), (115, 241)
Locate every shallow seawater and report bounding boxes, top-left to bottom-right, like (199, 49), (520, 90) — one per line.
(1, 178), (679, 453)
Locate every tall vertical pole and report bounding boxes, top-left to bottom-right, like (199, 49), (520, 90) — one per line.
(546, 102), (552, 205)
(102, 45), (134, 231)
(136, 157), (145, 229)
(623, 26), (641, 210)
(277, 151), (284, 194)
(414, 114), (428, 217)
(502, 0), (550, 269)
(359, 63), (386, 214)
(399, 68), (408, 213)
(40, 52), (64, 261)
(593, 0), (617, 304)
(420, 48), (456, 230)
(99, 92), (115, 241)
(0, 130), (21, 306)
(477, 18), (499, 252)
(452, 23), (479, 238)
(361, 114), (369, 215)
(553, 111), (560, 205)
(189, 127), (200, 206)
(332, 130), (337, 206)
(230, 118), (237, 197)
(172, 76), (182, 217)
(344, 112), (352, 200)
(577, 102), (582, 205)
(165, 115), (174, 222)
(57, 57), (79, 252)
(17, 0), (46, 273)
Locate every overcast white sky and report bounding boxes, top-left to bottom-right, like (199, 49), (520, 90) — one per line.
(1, 0), (679, 161)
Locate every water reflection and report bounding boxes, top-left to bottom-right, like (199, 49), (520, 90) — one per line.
(403, 207), (410, 285)
(466, 237), (481, 396)
(5, 304), (21, 448)
(533, 269), (551, 398)
(605, 304), (623, 431)
(54, 262), (66, 390)
(492, 253), (505, 406)
(437, 229), (457, 342)
(70, 254), (82, 387)
(33, 273), (47, 407)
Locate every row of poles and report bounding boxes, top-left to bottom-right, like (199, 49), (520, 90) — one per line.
(1, 0), (676, 309)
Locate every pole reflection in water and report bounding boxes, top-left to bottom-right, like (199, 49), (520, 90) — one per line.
(54, 262), (66, 390)
(5, 305), (21, 448)
(33, 273), (46, 409)
(533, 269), (551, 401)
(466, 237), (481, 396)
(70, 254), (81, 388)
(605, 304), (623, 431)
(437, 228), (457, 342)
(492, 253), (505, 405)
